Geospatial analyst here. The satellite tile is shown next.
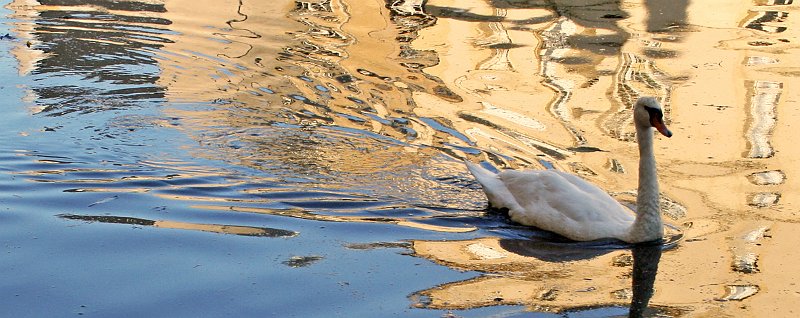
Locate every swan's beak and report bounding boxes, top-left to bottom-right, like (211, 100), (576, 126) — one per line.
(652, 119), (672, 138)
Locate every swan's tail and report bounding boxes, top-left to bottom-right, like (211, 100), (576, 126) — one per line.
(464, 161), (516, 210)
(464, 161), (498, 184)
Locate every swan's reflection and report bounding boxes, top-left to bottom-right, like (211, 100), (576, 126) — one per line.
(410, 234), (680, 316)
(629, 241), (663, 318)
(501, 238), (667, 317)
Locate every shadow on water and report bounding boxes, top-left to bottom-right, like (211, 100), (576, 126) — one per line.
(498, 224), (681, 263)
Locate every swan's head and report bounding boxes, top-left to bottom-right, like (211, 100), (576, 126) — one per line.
(633, 97), (672, 137)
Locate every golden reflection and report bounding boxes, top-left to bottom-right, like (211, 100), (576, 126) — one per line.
(8, 0), (171, 115)
(403, 0), (800, 315)
(409, 236), (684, 316)
(142, 0), (485, 207)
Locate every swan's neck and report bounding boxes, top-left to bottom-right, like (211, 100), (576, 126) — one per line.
(628, 127), (664, 243)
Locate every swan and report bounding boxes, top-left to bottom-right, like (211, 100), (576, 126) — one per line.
(466, 97), (673, 243)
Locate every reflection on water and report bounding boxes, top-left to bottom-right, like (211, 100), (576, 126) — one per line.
(14, 0), (170, 115)
(412, 238), (684, 317)
(409, 232), (682, 315)
(629, 242), (662, 318)
(2, 0), (800, 316)
(59, 213), (299, 237)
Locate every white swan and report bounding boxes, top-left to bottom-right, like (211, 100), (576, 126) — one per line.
(466, 97), (672, 243)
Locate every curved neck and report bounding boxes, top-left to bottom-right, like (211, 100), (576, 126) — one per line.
(627, 126), (664, 242)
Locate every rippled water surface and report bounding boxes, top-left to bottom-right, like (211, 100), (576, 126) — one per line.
(2, 0), (799, 317)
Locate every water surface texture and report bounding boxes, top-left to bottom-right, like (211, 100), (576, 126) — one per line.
(1, 0), (799, 317)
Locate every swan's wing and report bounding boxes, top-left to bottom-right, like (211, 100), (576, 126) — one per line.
(548, 171), (622, 205)
(498, 170), (634, 240)
(501, 170), (634, 222)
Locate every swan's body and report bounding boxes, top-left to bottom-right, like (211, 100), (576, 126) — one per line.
(467, 97), (672, 243)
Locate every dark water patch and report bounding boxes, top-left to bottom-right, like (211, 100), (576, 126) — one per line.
(550, 56), (593, 65)
(282, 255), (324, 268)
(568, 146), (606, 153)
(643, 48), (679, 59)
(458, 112), (503, 130)
(58, 213), (298, 238)
(486, 43), (526, 49)
(432, 85), (462, 102)
(60, 213), (156, 226)
(345, 241), (412, 250)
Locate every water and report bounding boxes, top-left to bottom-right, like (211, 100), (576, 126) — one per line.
(1, 0), (799, 317)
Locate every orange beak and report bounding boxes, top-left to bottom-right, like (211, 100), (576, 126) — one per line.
(651, 117), (672, 137)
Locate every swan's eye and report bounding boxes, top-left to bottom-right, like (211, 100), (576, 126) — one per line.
(644, 106), (672, 137)
(643, 106), (663, 120)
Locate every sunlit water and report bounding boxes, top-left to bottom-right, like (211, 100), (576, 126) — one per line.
(1, 0), (799, 317)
